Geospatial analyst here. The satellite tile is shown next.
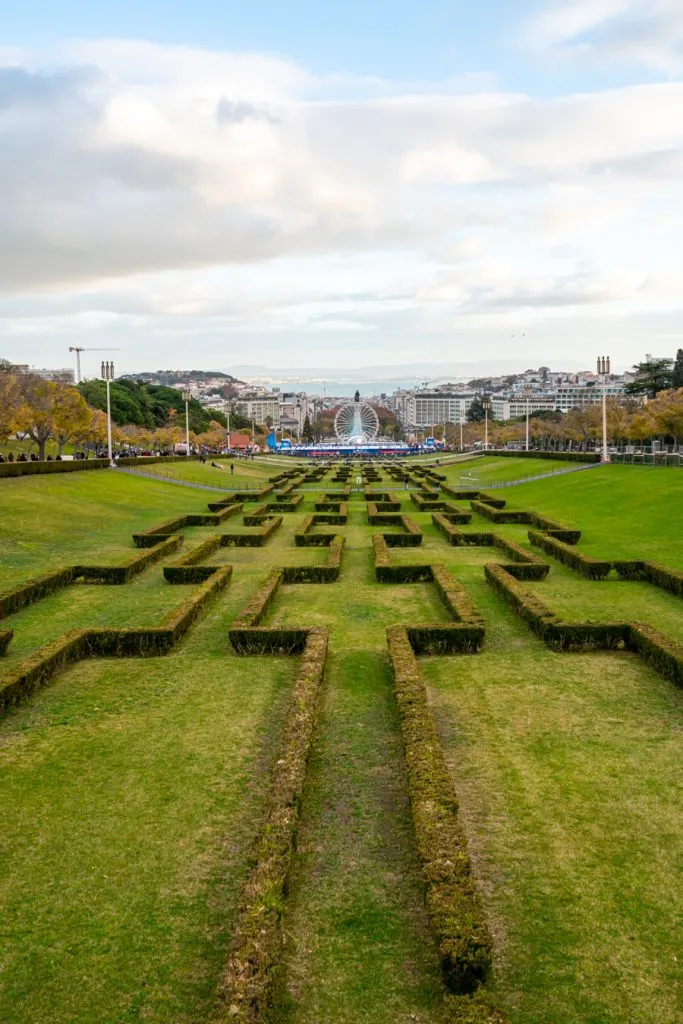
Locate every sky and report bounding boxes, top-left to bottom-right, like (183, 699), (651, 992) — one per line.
(1, 0), (682, 378)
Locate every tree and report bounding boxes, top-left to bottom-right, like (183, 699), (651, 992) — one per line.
(672, 349), (683, 389)
(16, 378), (58, 459)
(650, 389), (683, 443)
(301, 413), (314, 443)
(625, 355), (674, 398)
(0, 369), (24, 443)
(466, 396), (486, 422)
(52, 385), (91, 454)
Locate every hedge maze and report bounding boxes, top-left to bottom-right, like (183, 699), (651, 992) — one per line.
(1, 460), (681, 1024)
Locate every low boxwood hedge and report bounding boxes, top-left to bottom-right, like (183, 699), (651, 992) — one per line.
(471, 501), (532, 524)
(216, 629), (328, 1022)
(0, 630), (13, 656)
(387, 624), (494, 994)
(528, 530), (612, 579)
(222, 516), (283, 547)
(0, 567), (232, 712)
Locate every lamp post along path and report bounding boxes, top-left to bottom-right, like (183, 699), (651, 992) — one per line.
(482, 394), (491, 449)
(182, 387), (191, 457)
(597, 356), (611, 462)
(101, 361), (116, 467)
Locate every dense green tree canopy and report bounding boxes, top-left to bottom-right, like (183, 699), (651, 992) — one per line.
(77, 379), (249, 432)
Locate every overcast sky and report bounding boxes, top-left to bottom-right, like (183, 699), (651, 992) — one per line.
(1, 0), (682, 377)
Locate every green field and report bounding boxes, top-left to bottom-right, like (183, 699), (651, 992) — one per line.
(0, 457), (681, 1024)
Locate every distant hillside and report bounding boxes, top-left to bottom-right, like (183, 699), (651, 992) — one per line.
(77, 378), (241, 432)
(119, 369), (244, 387)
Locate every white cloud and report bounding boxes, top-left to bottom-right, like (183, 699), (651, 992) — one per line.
(523, 0), (683, 74)
(1, 36), (683, 372)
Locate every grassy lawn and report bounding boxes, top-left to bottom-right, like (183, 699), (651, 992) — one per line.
(423, 579), (682, 1024)
(130, 458), (270, 488)
(0, 601), (297, 1024)
(0, 471), (218, 584)
(503, 463), (683, 567)
(0, 463), (681, 1024)
(440, 455), (584, 486)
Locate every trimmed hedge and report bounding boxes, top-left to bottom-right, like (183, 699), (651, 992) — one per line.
(163, 534), (223, 583)
(528, 530), (612, 579)
(264, 496), (303, 513)
(216, 629), (328, 1022)
(0, 630), (13, 655)
(530, 513), (580, 545)
(628, 623), (683, 686)
(383, 517), (423, 547)
(283, 535), (345, 583)
(0, 567), (232, 712)
(387, 625), (494, 993)
(0, 536), (185, 616)
(373, 535), (432, 582)
(231, 569), (283, 631)
(471, 501), (532, 524)
(78, 535), (184, 583)
(0, 566), (76, 618)
(642, 562), (683, 597)
(222, 516), (283, 547)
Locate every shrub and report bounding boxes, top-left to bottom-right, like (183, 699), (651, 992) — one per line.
(643, 562), (683, 597)
(628, 623), (683, 686)
(231, 569), (283, 630)
(0, 568), (231, 712)
(0, 567), (76, 618)
(163, 534), (223, 582)
(216, 630), (328, 1023)
(528, 530), (611, 579)
(132, 516), (189, 548)
(471, 501), (532, 524)
(530, 513), (581, 544)
(78, 535), (183, 583)
(387, 625), (493, 993)
(222, 516), (283, 547)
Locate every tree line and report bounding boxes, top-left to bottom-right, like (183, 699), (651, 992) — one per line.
(0, 363), (247, 459)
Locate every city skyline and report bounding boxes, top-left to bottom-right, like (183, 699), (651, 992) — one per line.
(2, 1), (682, 372)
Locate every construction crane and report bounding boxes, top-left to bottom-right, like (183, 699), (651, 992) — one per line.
(69, 347), (120, 383)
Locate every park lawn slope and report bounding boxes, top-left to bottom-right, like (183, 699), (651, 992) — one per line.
(0, 585), (297, 1024)
(424, 580), (682, 1024)
(0, 470), (248, 583)
(501, 463), (683, 566)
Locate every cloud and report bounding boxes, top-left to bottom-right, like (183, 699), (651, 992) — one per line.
(523, 0), (683, 74)
(1, 35), (683, 373)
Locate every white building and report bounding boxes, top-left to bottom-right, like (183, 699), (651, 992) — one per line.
(235, 398), (281, 426)
(401, 392), (478, 428)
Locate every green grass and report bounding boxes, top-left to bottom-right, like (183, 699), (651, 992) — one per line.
(504, 463), (683, 567)
(0, 463), (681, 1024)
(0, 597), (297, 1024)
(423, 578), (682, 1024)
(441, 455), (582, 486)
(131, 458), (270, 488)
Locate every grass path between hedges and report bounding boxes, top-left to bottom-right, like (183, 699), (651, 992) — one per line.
(269, 538), (448, 1024)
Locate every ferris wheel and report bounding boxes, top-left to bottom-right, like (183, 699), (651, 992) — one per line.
(334, 395), (380, 443)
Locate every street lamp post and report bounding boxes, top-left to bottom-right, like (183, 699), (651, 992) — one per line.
(101, 361), (116, 468)
(482, 395), (491, 449)
(225, 400), (231, 451)
(597, 356), (611, 462)
(182, 387), (191, 457)
(523, 387), (532, 452)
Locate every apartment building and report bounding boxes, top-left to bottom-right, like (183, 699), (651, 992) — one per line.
(234, 398), (281, 426)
